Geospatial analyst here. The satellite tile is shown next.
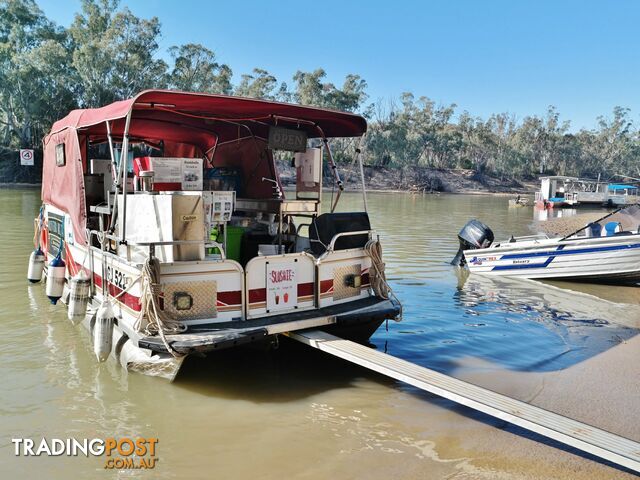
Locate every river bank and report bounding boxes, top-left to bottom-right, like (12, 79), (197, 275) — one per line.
(278, 161), (538, 195)
(3, 161), (538, 195)
(0, 182), (41, 188)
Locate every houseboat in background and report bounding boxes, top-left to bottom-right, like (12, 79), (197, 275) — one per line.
(606, 184), (640, 206)
(27, 90), (401, 380)
(535, 176), (639, 209)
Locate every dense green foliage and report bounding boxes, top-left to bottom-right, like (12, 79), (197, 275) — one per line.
(366, 99), (640, 180)
(1, 0), (638, 183)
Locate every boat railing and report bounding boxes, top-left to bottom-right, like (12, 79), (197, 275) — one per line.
(326, 230), (374, 253)
(131, 239), (227, 260)
(87, 230), (227, 261)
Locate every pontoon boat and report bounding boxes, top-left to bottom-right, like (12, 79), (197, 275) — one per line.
(29, 90), (401, 380)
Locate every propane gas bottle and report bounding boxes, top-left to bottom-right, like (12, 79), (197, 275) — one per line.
(93, 301), (115, 362)
(27, 248), (45, 283)
(45, 252), (66, 304)
(68, 271), (90, 324)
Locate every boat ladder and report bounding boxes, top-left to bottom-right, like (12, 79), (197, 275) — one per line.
(287, 329), (640, 474)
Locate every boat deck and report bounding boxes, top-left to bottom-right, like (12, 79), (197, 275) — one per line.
(137, 297), (400, 354)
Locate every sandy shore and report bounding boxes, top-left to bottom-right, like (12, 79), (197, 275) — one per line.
(447, 333), (640, 478)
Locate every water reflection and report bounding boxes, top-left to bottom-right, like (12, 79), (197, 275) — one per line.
(455, 270), (637, 370)
(533, 206), (579, 222)
(457, 269), (640, 326)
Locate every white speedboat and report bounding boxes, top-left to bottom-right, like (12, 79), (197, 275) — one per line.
(453, 210), (640, 284)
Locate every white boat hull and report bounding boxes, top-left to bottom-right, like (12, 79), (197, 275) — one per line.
(464, 234), (640, 283)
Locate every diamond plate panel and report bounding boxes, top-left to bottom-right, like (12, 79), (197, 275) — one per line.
(333, 264), (361, 300)
(162, 280), (217, 320)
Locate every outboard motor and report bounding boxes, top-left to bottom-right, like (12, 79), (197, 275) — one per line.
(451, 219), (494, 266)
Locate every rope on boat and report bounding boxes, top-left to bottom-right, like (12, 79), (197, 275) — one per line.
(364, 239), (402, 321)
(33, 206), (45, 249)
(135, 257), (187, 358)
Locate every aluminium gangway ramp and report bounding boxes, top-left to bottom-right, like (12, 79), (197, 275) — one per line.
(287, 329), (640, 473)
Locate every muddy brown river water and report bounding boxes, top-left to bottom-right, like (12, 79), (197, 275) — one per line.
(1, 189), (638, 479)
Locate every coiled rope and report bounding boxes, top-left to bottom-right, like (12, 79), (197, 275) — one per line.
(134, 257), (187, 358)
(364, 239), (402, 321)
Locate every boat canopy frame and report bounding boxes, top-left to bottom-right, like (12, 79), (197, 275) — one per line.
(42, 90), (370, 246)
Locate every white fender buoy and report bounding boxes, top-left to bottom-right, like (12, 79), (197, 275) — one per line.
(27, 248), (46, 283)
(68, 272), (90, 325)
(45, 253), (66, 304)
(93, 301), (115, 362)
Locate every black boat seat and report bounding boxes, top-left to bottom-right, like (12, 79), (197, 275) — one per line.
(309, 212), (371, 255)
(585, 222), (602, 237)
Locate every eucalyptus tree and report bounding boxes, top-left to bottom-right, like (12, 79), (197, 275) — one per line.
(590, 107), (635, 177)
(69, 0), (168, 107)
(292, 69), (368, 112)
(3, 0), (640, 185)
(168, 43), (232, 94)
(0, 0), (76, 148)
(235, 68), (278, 99)
(290, 69), (369, 163)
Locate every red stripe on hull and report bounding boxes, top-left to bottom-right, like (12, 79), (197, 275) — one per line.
(94, 274), (142, 312)
(320, 279), (333, 294)
(217, 290), (241, 306)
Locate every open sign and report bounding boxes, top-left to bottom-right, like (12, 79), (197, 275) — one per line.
(268, 126), (307, 152)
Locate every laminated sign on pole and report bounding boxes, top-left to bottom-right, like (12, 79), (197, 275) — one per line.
(20, 149), (34, 166)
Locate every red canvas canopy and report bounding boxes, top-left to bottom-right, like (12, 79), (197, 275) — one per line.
(50, 90), (367, 142)
(42, 90), (367, 245)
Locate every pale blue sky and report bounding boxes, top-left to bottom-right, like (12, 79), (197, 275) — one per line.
(37, 0), (640, 130)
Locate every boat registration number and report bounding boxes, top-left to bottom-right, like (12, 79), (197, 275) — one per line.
(106, 266), (130, 290)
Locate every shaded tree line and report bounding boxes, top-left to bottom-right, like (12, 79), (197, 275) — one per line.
(1, 0), (639, 183)
(366, 97), (640, 181)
